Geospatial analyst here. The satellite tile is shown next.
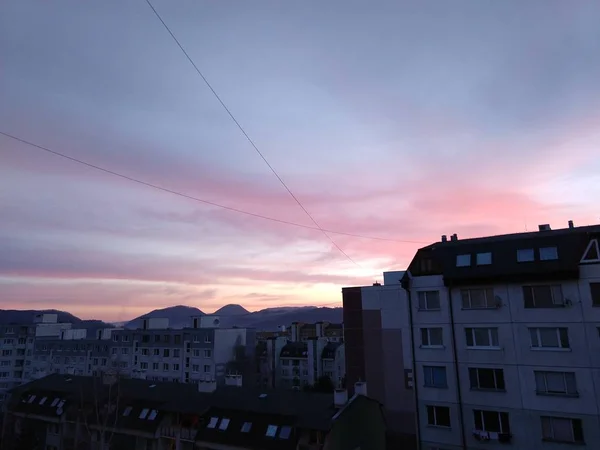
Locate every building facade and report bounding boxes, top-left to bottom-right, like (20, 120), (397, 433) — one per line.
(342, 271), (417, 446)
(404, 223), (600, 450)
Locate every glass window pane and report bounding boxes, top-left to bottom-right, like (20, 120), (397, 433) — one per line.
(474, 328), (489, 346)
(545, 372), (566, 393)
(539, 328), (559, 347)
(470, 289), (486, 308)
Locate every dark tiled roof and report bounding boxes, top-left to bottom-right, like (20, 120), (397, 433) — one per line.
(280, 342), (307, 358)
(406, 225), (600, 285)
(321, 342), (341, 359)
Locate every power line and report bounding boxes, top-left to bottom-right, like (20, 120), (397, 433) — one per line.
(1, 131), (427, 245)
(144, 0), (360, 267)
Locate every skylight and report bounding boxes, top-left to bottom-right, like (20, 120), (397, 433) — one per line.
(265, 425), (278, 437)
(219, 418), (230, 430)
(207, 417), (219, 429)
(259, 393), (267, 398)
(123, 406), (132, 417)
(279, 425), (292, 439)
(57, 400), (65, 409)
(39, 397), (47, 406)
(27, 395), (36, 403)
(139, 408), (149, 419)
(149, 384), (156, 388)
(148, 410), (158, 421)
(50, 398), (60, 407)
(241, 422), (252, 433)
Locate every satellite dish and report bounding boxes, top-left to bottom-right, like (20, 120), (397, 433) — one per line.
(213, 319), (220, 325)
(56, 407), (64, 416)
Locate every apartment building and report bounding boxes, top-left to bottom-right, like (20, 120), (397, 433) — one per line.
(403, 222), (600, 450)
(2, 372), (387, 450)
(256, 322), (345, 390)
(342, 271), (416, 447)
(29, 315), (255, 390)
(0, 323), (36, 402)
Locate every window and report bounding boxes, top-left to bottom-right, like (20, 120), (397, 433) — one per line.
(241, 422), (252, 433)
(204, 335), (212, 344)
(423, 366), (447, 388)
(39, 396), (47, 405)
(473, 410), (510, 433)
(204, 364), (211, 373)
(541, 417), (584, 444)
(420, 328), (443, 347)
(50, 398), (60, 407)
(121, 348), (128, 355)
(523, 285), (564, 308)
(163, 363), (169, 371)
(193, 349), (201, 357)
(456, 254), (471, 267)
(192, 364), (199, 372)
(535, 371), (577, 396)
(426, 405), (451, 427)
(204, 349), (212, 358)
(265, 425), (278, 437)
(140, 363), (148, 370)
(173, 349), (180, 358)
(476, 252), (492, 265)
(122, 335), (129, 342)
(139, 408), (149, 419)
(517, 248), (534, 262)
(173, 364), (180, 371)
(461, 288), (495, 309)
(152, 362), (159, 370)
(590, 283), (600, 307)
(218, 418), (230, 430)
(112, 335), (120, 342)
(163, 335), (170, 343)
(540, 246), (558, 260)
(207, 417), (219, 429)
(529, 327), (570, 349)
(122, 406), (132, 416)
(141, 349), (149, 356)
(163, 349), (170, 357)
(174, 335), (181, 345)
(465, 328), (499, 348)
(279, 425), (292, 439)
(418, 291), (440, 310)
(148, 410), (158, 420)
(469, 368), (505, 391)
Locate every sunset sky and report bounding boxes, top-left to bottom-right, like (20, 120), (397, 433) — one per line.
(1, 0), (600, 321)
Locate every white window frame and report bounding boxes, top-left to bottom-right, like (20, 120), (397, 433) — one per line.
(456, 254), (471, 267)
(541, 416), (584, 443)
(523, 285), (564, 308)
(540, 246), (558, 261)
(461, 288), (496, 309)
(420, 328), (444, 348)
(423, 366), (447, 388)
(469, 367), (505, 391)
(204, 349), (212, 358)
(534, 371), (577, 396)
(426, 405), (451, 428)
(476, 252), (492, 265)
(465, 327), (500, 349)
(529, 327), (570, 350)
(418, 291), (441, 311)
(517, 248), (535, 262)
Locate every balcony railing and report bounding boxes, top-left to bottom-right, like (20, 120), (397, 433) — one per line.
(160, 427), (198, 442)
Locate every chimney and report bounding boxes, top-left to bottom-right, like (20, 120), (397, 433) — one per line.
(450, 234), (458, 241)
(441, 235), (447, 243)
(354, 381), (367, 396)
(334, 389), (348, 407)
(568, 220), (574, 229)
(291, 322), (299, 342)
(538, 224), (551, 231)
(315, 322), (323, 338)
(224, 374), (243, 387)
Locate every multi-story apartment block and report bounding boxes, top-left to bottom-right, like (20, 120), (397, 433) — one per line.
(256, 322), (345, 390)
(342, 271), (417, 448)
(403, 222), (600, 450)
(30, 314), (256, 389)
(0, 323), (36, 402)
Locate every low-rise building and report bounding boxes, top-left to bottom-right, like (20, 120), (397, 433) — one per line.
(2, 373), (386, 450)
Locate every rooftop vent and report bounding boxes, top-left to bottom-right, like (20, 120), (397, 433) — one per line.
(568, 220), (574, 229)
(539, 224), (551, 231)
(441, 235), (447, 243)
(373, 281), (381, 286)
(450, 234), (458, 242)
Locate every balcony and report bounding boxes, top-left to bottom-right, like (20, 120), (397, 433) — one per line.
(161, 426), (198, 442)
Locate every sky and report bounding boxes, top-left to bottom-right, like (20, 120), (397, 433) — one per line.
(1, 1), (600, 321)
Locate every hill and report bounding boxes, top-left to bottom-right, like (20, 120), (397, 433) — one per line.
(123, 305), (204, 329)
(0, 309), (113, 329)
(213, 304), (249, 316)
